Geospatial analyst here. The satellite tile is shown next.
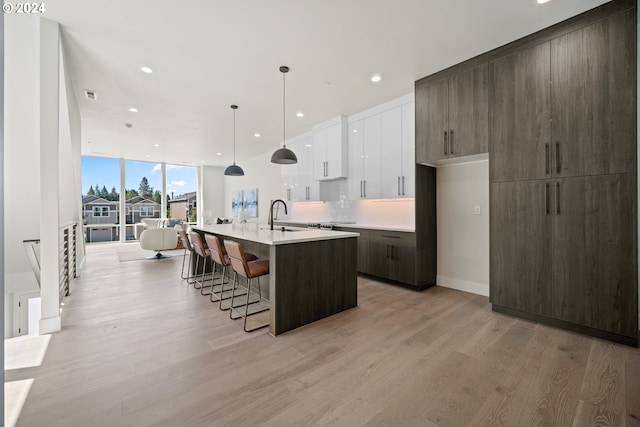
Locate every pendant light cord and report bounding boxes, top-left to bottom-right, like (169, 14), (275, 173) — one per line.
(233, 107), (236, 164)
(282, 71), (286, 149)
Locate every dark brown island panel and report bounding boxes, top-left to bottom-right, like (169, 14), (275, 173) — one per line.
(194, 224), (358, 336)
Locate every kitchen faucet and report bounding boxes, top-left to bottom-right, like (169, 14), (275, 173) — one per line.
(269, 199), (287, 230)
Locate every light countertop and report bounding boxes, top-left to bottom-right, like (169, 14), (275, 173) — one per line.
(193, 223), (359, 246)
(274, 221), (415, 233)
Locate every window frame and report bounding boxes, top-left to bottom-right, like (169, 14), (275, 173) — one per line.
(140, 206), (154, 217)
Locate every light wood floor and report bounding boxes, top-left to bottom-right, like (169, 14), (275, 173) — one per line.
(6, 242), (640, 426)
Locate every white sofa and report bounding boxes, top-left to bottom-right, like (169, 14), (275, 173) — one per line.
(139, 227), (178, 259)
(141, 218), (167, 229)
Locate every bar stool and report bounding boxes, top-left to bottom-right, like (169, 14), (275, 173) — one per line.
(178, 229), (196, 284)
(204, 234), (258, 308)
(224, 240), (270, 332)
(188, 231), (213, 295)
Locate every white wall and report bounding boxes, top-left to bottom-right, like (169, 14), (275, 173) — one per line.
(198, 165), (225, 224)
(1, 9), (5, 414)
(435, 160), (490, 296)
(4, 14), (41, 337)
(223, 151), (289, 223)
(4, 16), (82, 337)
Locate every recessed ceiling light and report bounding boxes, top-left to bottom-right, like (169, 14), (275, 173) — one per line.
(371, 74), (382, 83)
(536, 0), (550, 3)
(145, 154), (151, 157)
(129, 107), (139, 113)
(353, 129), (358, 133)
(296, 112), (304, 118)
(254, 133), (261, 138)
(216, 152), (222, 156)
(305, 144), (312, 147)
(140, 66), (153, 73)
(153, 144), (159, 147)
(201, 160), (206, 163)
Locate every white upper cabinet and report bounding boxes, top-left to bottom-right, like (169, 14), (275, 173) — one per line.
(348, 116), (381, 199)
(313, 116), (348, 181)
(379, 102), (415, 198)
(281, 135), (319, 202)
(380, 107), (402, 197)
(348, 97), (414, 200)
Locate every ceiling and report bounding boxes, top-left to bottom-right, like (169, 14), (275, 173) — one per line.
(47, 0), (610, 168)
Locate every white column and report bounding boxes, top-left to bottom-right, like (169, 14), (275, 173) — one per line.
(39, 18), (61, 334)
(161, 162), (167, 219)
(120, 158), (126, 242)
(197, 166), (203, 226)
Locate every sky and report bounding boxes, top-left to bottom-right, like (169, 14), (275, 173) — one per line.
(81, 156), (197, 199)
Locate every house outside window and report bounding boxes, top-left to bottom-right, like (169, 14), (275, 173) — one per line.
(93, 206), (110, 217)
(140, 206), (154, 217)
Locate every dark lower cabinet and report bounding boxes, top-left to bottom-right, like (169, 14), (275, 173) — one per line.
(551, 174), (637, 338)
(491, 174), (638, 345)
(368, 230), (416, 285)
(334, 226), (432, 290)
(490, 180), (552, 317)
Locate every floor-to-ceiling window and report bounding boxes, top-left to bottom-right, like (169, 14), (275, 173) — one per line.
(124, 159), (163, 240)
(81, 157), (199, 243)
(81, 156), (121, 243)
(166, 164), (198, 223)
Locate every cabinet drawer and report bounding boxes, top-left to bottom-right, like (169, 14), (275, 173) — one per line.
(369, 230), (416, 285)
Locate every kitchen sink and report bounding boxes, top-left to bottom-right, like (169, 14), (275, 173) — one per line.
(260, 226), (304, 232)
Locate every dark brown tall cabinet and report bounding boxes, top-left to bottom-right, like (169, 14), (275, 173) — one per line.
(489, 2), (638, 345)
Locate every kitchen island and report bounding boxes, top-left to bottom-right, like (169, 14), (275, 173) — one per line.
(193, 223), (359, 335)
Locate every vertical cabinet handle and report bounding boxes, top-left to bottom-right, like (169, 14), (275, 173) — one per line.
(545, 183), (549, 214)
(444, 131), (448, 155)
(386, 244), (390, 259)
(556, 142), (561, 174)
(398, 177), (401, 196)
(360, 181), (363, 198)
(364, 180), (367, 198)
(556, 182), (560, 214)
(449, 129), (454, 156)
(545, 143), (550, 175)
(402, 176), (405, 196)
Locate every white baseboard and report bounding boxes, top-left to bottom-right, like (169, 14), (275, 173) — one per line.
(39, 315), (61, 334)
(436, 275), (489, 297)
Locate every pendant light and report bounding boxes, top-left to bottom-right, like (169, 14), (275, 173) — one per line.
(224, 104), (245, 176)
(271, 66), (298, 164)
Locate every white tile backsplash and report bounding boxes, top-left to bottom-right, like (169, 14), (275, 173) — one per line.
(289, 197), (415, 229)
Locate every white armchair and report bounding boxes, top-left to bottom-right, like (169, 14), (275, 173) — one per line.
(139, 228), (178, 259)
